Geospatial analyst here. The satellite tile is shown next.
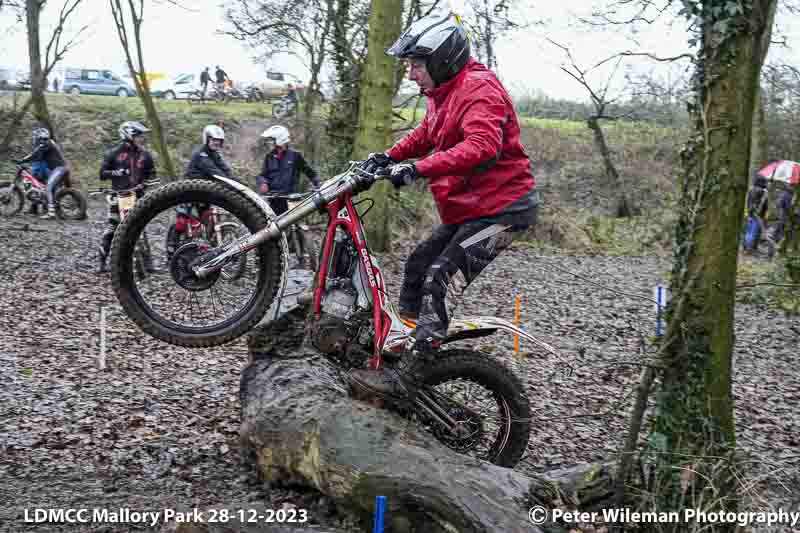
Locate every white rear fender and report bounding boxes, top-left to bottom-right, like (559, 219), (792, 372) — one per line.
(210, 174), (276, 219)
(207, 174), (290, 273)
(448, 317), (566, 361)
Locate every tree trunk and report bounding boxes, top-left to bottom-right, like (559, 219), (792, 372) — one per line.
(110, 0), (176, 179)
(135, 79), (175, 179)
(749, 87), (767, 176)
(482, 0), (495, 71)
(587, 116), (632, 218)
(239, 309), (620, 533)
(749, 0), (777, 179)
(649, 1), (776, 525)
(349, 0), (402, 251)
(25, 0), (55, 138)
(131, 5), (175, 179)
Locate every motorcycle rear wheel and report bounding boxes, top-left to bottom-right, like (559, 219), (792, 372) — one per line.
(55, 188), (87, 220)
(0, 184), (24, 217)
(416, 349), (531, 468)
(110, 179), (284, 347)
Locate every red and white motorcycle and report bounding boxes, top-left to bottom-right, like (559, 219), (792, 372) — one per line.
(108, 162), (558, 467)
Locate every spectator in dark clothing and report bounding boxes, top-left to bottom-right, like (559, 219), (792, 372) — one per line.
(214, 65), (228, 93)
(52, 77), (59, 93)
(200, 67), (210, 97)
(185, 124), (231, 179)
(96, 121), (158, 272)
(256, 124), (319, 215)
(767, 185), (796, 255)
(167, 124), (232, 258)
(744, 175), (769, 254)
(285, 83), (298, 104)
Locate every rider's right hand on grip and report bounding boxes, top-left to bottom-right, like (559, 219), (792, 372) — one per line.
(353, 169), (377, 193)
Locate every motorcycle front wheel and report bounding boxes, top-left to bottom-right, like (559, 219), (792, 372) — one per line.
(110, 179), (284, 347)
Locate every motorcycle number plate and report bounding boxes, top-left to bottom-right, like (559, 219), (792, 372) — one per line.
(119, 195), (136, 216)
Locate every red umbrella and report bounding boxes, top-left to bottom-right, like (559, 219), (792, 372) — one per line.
(758, 160), (800, 185)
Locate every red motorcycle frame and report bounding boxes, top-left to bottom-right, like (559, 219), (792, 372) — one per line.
(188, 164), (558, 364)
(313, 189), (394, 370)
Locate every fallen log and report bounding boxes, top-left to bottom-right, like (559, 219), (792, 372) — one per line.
(240, 308), (620, 532)
(240, 308), (540, 532)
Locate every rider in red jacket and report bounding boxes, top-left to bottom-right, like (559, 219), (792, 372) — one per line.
(350, 11), (538, 399)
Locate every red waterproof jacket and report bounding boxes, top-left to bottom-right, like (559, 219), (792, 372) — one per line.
(387, 58), (535, 225)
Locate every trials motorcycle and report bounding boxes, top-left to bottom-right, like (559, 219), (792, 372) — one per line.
(108, 162), (558, 467)
(0, 164), (87, 219)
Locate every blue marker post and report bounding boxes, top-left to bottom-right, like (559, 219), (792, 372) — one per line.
(654, 285), (670, 337)
(373, 495), (386, 533)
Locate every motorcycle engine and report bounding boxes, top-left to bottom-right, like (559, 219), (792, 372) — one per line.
(26, 188), (44, 204)
(310, 232), (371, 366)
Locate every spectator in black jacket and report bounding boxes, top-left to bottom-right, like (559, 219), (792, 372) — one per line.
(97, 121), (158, 273)
(256, 124), (319, 215)
(200, 67), (211, 98)
(17, 127), (69, 219)
(214, 65), (228, 93)
(185, 124), (231, 179)
(167, 124), (232, 258)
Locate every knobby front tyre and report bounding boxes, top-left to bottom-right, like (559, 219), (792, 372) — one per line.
(109, 179), (283, 348)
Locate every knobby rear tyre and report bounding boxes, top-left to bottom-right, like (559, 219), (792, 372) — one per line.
(55, 188), (87, 220)
(110, 179), (283, 348)
(419, 350), (531, 468)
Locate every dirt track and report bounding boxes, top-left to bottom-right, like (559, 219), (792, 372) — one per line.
(1, 203), (799, 532)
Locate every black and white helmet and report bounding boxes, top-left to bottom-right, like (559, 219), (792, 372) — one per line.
(386, 11), (470, 86)
(119, 121), (150, 142)
(32, 127), (50, 144)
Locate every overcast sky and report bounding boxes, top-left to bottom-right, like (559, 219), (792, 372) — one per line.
(1, 0), (798, 101)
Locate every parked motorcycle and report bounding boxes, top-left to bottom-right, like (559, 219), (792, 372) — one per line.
(272, 95), (296, 118)
(90, 184), (153, 280)
(245, 85), (264, 103)
(0, 163), (86, 220)
(166, 203), (248, 281)
(261, 192), (318, 271)
(108, 163), (549, 467)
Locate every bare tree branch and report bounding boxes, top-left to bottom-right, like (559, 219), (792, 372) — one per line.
(42, 0), (89, 78)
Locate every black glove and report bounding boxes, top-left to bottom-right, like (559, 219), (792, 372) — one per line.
(353, 170), (376, 194)
(385, 163), (417, 189)
(361, 152), (393, 174)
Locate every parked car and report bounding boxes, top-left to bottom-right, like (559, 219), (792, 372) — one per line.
(62, 68), (136, 97)
(150, 73), (203, 100)
(0, 68), (18, 90)
(254, 71), (306, 99)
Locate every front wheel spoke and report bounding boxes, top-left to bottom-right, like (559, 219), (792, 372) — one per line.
(210, 285), (227, 317)
(189, 291), (204, 321)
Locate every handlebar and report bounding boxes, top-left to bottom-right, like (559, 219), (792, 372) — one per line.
(87, 185), (143, 197)
(260, 192), (310, 201)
